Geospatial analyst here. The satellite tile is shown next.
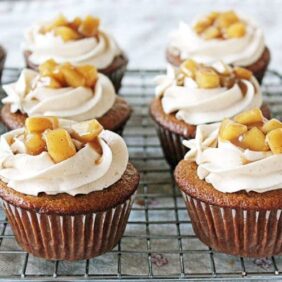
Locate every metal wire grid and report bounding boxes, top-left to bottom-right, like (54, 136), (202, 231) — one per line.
(0, 68), (281, 281)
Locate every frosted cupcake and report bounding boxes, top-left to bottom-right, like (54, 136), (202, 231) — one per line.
(23, 14), (128, 91)
(150, 59), (270, 167)
(175, 108), (282, 257)
(0, 116), (139, 260)
(166, 11), (270, 83)
(1, 60), (131, 133)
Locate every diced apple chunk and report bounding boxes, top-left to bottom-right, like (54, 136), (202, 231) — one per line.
(60, 65), (86, 87)
(180, 59), (197, 77)
(71, 119), (103, 142)
(262, 119), (282, 134)
(216, 10), (239, 29)
(195, 67), (220, 88)
(234, 108), (263, 125)
(54, 26), (81, 42)
(39, 59), (58, 76)
(45, 128), (76, 163)
(241, 127), (269, 151)
(234, 67), (252, 80)
(44, 14), (68, 32)
(79, 15), (100, 37)
(77, 65), (98, 88)
(193, 18), (212, 34)
(225, 22), (246, 38)
(25, 133), (46, 155)
(25, 117), (59, 133)
(219, 119), (248, 141)
(266, 128), (282, 154)
(202, 26), (221, 40)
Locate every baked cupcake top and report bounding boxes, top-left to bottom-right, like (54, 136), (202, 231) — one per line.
(184, 108), (282, 193)
(0, 117), (128, 196)
(168, 10), (265, 66)
(155, 59), (262, 125)
(2, 60), (116, 121)
(23, 14), (121, 69)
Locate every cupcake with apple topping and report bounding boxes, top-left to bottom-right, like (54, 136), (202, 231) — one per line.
(23, 14), (128, 91)
(1, 59), (131, 134)
(0, 116), (139, 260)
(166, 10), (270, 83)
(174, 108), (282, 257)
(150, 59), (270, 167)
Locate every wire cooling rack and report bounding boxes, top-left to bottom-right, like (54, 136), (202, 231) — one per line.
(0, 68), (281, 281)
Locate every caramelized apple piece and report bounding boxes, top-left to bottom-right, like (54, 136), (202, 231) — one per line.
(241, 127), (269, 151)
(180, 59), (197, 77)
(234, 67), (252, 80)
(39, 59), (58, 76)
(262, 119), (282, 134)
(207, 11), (220, 22)
(41, 76), (62, 89)
(79, 15), (100, 37)
(54, 26), (81, 42)
(60, 65), (86, 87)
(44, 14), (68, 32)
(77, 65), (98, 88)
(68, 17), (82, 30)
(25, 133), (46, 155)
(71, 119), (103, 142)
(25, 117), (59, 133)
(195, 67), (220, 88)
(219, 119), (248, 141)
(45, 128), (76, 163)
(225, 22), (246, 38)
(216, 11), (239, 29)
(266, 128), (282, 154)
(202, 26), (221, 40)
(193, 18), (212, 34)
(234, 108), (263, 125)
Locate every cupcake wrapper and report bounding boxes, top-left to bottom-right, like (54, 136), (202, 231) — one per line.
(103, 63), (127, 93)
(156, 125), (188, 168)
(3, 193), (135, 260)
(182, 192), (282, 257)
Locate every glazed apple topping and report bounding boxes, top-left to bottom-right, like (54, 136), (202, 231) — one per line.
(193, 10), (246, 40)
(177, 59), (253, 89)
(41, 14), (100, 42)
(38, 59), (98, 89)
(23, 116), (103, 162)
(219, 108), (282, 154)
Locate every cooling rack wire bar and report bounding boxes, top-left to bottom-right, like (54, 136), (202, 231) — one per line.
(0, 68), (281, 281)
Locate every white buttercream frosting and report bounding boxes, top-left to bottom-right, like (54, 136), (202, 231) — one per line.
(184, 123), (282, 193)
(155, 64), (262, 125)
(23, 21), (121, 69)
(168, 17), (265, 66)
(2, 69), (116, 121)
(0, 120), (128, 196)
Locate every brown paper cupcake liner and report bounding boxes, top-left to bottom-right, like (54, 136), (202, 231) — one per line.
(2, 192), (136, 260)
(156, 125), (188, 168)
(181, 192), (282, 257)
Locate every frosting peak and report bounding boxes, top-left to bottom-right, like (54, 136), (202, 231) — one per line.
(184, 109), (282, 193)
(155, 62), (262, 125)
(2, 67), (116, 121)
(168, 12), (265, 66)
(0, 119), (128, 196)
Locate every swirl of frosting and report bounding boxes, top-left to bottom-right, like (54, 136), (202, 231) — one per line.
(155, 65), (262, 125)
(2, 69), (116, 121)
(23, 23), (121, 69)
(168, 17), (265, 66)
(0, 120), (128, 196)
(184, 123), (282, 193)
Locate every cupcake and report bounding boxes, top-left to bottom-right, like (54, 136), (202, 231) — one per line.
(0, 116), (139, 260)
(150, 59), (270, 167)
(1, 60), (131, 134)
(23, 14), (128, 92)
(175, 108), (282, 257)
(166, 10), (270, 83)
